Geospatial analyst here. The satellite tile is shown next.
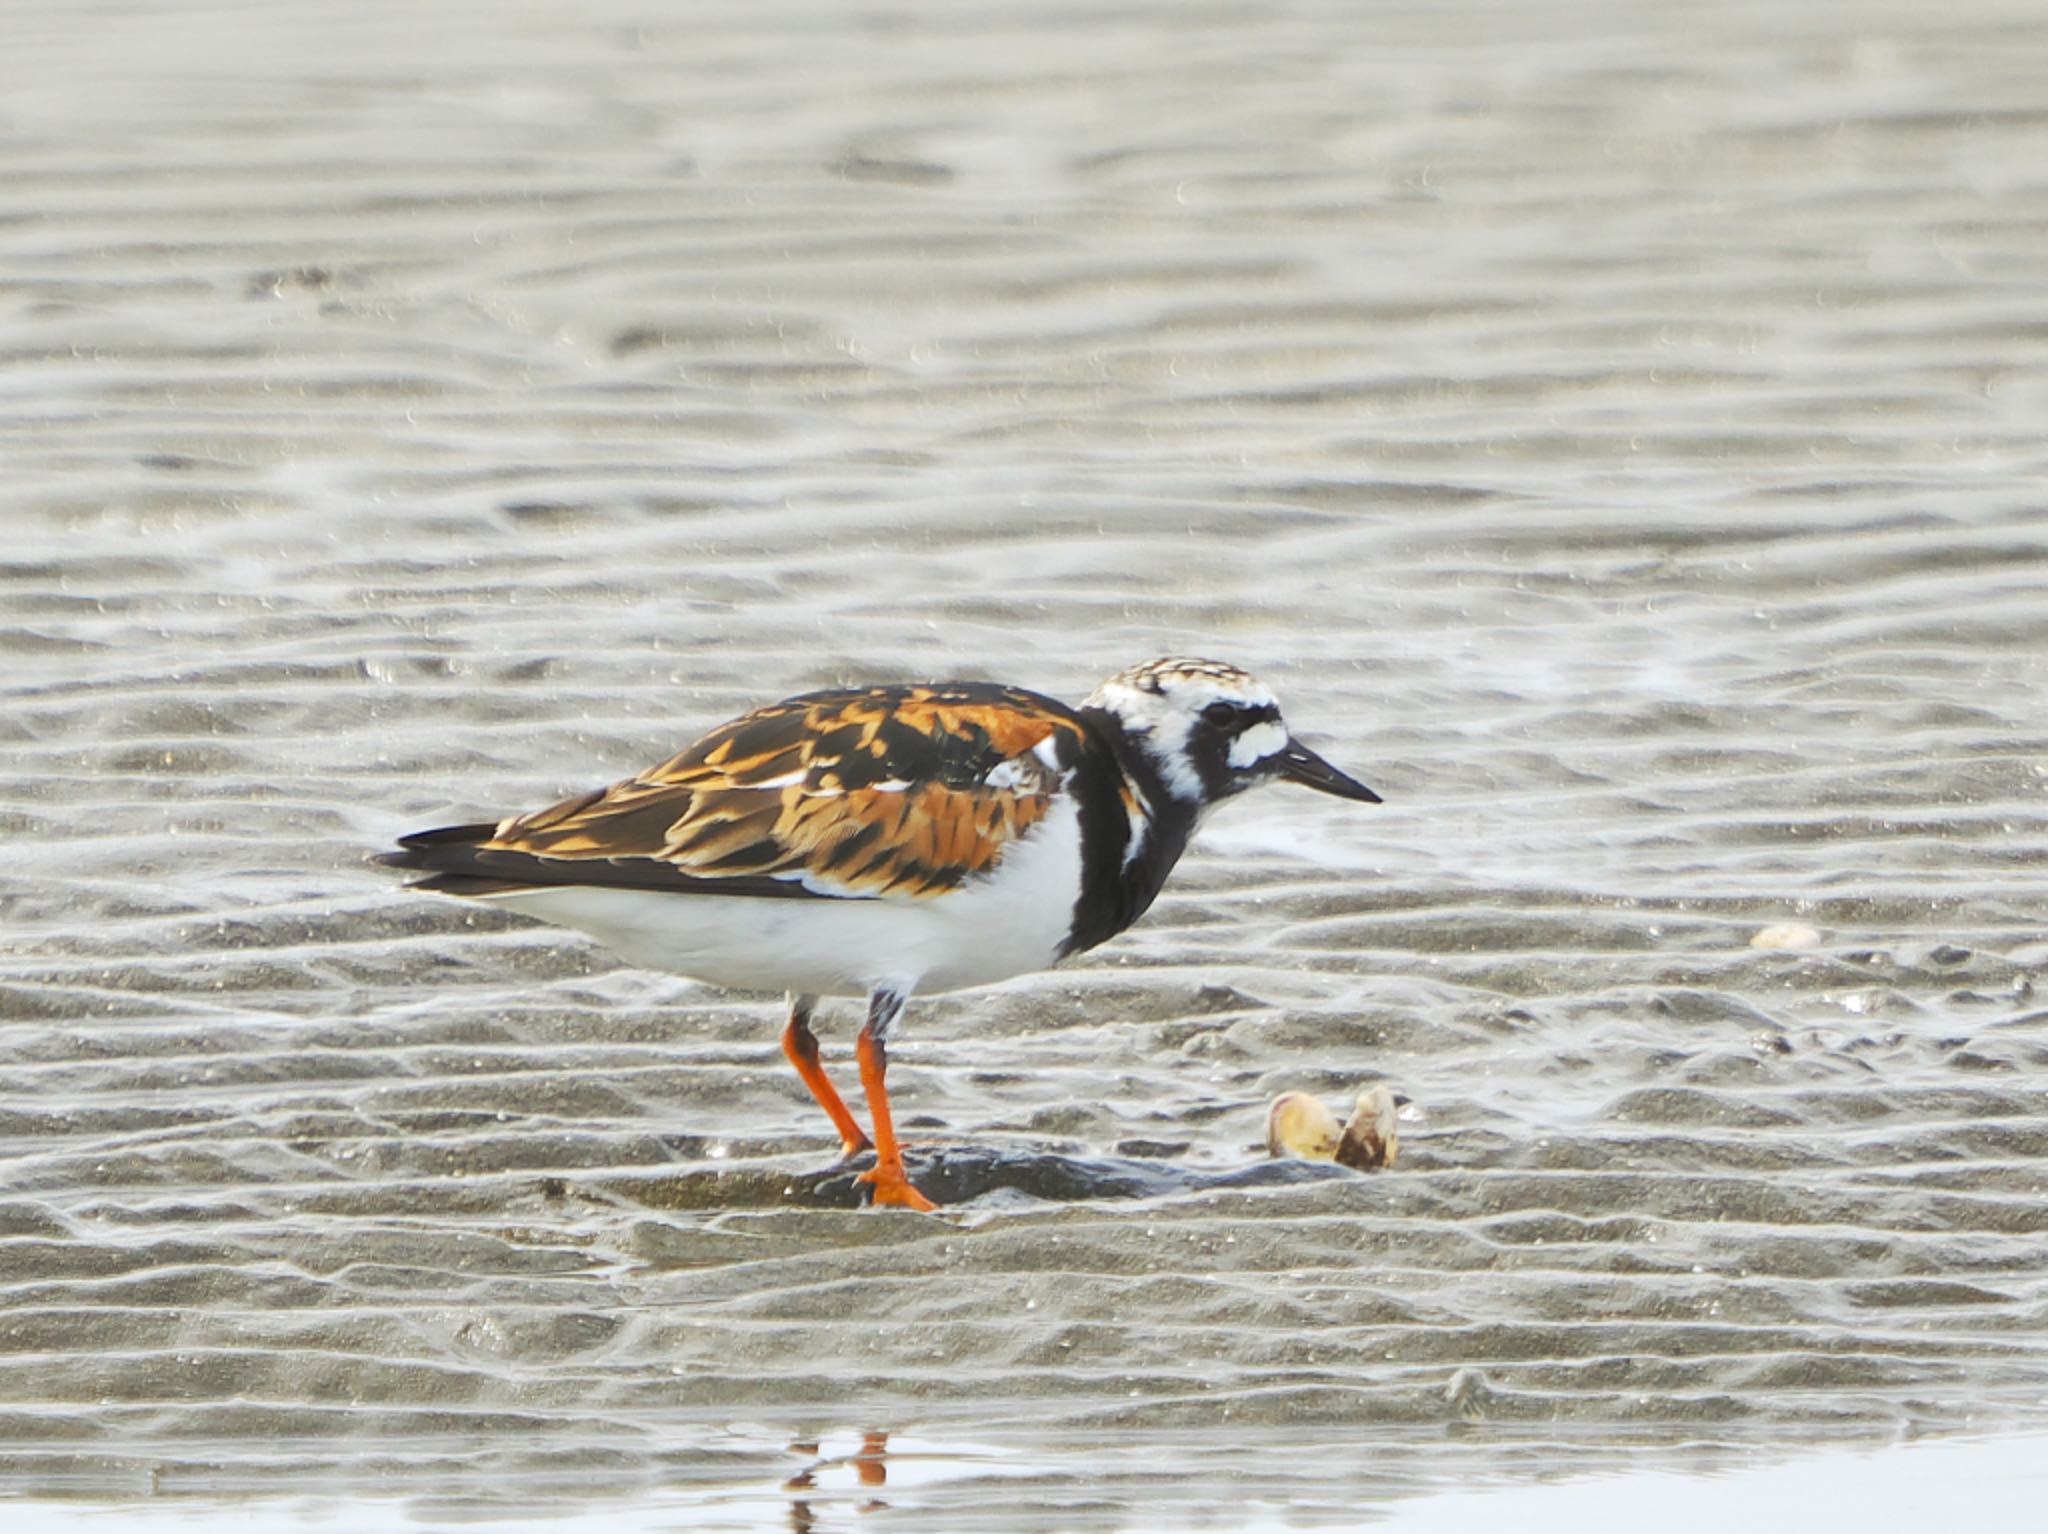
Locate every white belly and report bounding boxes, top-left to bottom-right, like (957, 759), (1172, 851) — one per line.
(474, 796), (1083, 998)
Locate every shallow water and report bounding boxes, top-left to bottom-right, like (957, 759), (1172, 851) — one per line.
(5, 0), (2048, 1523)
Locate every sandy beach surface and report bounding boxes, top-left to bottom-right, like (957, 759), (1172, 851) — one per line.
(5, 0), (2048, 1525)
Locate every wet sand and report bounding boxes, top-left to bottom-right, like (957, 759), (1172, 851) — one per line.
(5, 0), (2048, 1523)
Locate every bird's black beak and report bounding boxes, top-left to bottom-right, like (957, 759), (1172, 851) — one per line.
(1277, 739), (1381, 803)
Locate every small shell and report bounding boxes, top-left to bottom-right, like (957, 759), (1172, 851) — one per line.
(1751, 922), (1823, 951)
(1266, 1091), (1343, 1160)
(1335, 1085), (1399, 1170)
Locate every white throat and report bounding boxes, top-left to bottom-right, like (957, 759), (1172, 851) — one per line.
(1086, 678), (1205, 801)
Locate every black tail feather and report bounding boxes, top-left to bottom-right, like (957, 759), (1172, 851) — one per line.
(394, 821), (502, 850)
(376, 821), (821, 901)
(376, 822), (504, 880)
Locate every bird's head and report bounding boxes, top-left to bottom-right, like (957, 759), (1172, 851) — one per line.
(1084, 657), (1380, 810)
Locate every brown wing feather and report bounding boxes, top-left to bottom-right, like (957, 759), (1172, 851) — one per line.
(472, 684), (1086, 900)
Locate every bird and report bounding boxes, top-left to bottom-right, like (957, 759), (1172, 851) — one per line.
(380, 656), (1380, 1210)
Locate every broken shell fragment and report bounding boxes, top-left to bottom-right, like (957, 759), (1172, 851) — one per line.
(1265, 1090), (1343, 1161)
(1335, 1084), (1399, 1170)
(1266, 1085), (1401, 1170)
(1751, 922), (1823, 950)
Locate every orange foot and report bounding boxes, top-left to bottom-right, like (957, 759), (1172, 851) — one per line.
(837, 1131), (875, 1160)
(858, 1163), (938, 1212)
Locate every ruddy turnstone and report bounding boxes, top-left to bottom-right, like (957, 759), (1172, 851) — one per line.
(381, 657), (1379, 1210)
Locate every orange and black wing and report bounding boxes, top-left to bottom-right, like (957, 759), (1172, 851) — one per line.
(383, 683), (1092, 901)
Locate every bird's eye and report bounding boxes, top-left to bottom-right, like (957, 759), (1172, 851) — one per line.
(1201, 701), (1240, 729)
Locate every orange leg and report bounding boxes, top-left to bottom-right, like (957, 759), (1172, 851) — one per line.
(780, 994), (871, 1159)
(854, 990), (937, 1212)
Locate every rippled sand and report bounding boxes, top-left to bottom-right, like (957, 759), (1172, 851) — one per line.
(5, 0), (2048, 1522)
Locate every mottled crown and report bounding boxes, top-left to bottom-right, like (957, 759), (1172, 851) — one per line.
(1092, 657), (1260, 698)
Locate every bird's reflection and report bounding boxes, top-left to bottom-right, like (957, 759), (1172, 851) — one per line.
(783, 1429), (889, 1528)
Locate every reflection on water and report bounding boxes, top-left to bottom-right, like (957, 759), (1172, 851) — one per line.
(1378, 1432), (2048, 1534)
(782, 1431), (891, 1529)
(7, 1428), (2048, 1531)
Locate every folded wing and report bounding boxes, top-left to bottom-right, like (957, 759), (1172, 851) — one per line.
(383, 683), (1087, 901)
